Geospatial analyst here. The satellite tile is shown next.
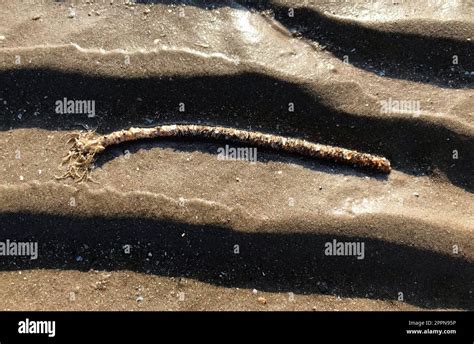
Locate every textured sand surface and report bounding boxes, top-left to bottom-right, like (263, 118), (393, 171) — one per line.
(0, 0), (472, 310)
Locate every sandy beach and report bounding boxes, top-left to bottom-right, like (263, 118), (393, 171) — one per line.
(0, 0), (472, 311)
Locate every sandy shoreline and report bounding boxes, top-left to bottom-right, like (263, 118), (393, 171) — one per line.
(0, 0), (472, 311)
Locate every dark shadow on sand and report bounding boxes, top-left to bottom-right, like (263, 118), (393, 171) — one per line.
(256, 1), (474, 89)
(0, 212), (472, 310)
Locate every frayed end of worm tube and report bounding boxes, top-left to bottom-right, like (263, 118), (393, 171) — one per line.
(55, 131), (103, 183)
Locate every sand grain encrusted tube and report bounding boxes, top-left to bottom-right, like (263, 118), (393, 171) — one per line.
(57, 124), (391, 182)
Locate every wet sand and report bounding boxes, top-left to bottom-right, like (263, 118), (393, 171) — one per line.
(0, 0), (472, 310)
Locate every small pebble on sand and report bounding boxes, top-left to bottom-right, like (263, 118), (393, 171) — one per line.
(68, 8), (76, 18)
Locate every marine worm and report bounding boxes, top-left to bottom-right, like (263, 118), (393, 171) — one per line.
(56, 124), (391, 182)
